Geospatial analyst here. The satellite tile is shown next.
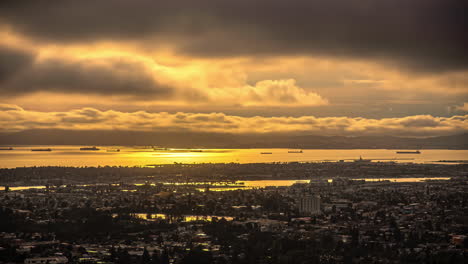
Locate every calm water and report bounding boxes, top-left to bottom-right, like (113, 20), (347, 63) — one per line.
(0, 145), (467, 168)
(0, 178), (450, 192)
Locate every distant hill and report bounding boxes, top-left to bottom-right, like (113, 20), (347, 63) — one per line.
(0, 129), (467, 149)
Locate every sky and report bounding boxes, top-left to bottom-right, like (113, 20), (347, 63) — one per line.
(0, 0), (467, 137)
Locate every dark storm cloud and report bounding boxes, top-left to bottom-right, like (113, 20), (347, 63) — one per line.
(0, 45), (35, 82)
(0, 57), (174, 98)
(0, 43), (175, 98)
(0, 0), (467, 72)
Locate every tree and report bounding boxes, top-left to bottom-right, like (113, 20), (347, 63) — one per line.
(110, 246), (117, 262)
(151, 250), (160, 264)
(141, 247), (151, 264)
(181, 246), (212, 264)
(117, 248), (131, 264)
(160, 249), (169, 264)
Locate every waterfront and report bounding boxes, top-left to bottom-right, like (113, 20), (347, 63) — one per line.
(0, 146), (467, 168)
(0, 177), (451, 192)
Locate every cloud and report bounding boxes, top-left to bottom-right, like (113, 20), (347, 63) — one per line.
(0, 0), (466, 73)
(0, 105), (466, 137)
(0, 42), (182, 99)
(0, 103), (24, 111)
(206, 79), (328, 107)
(0, 56), (175, 98)
(0, 44), (327, 107)
(0, 44), (35, 82)
(243, 79), (328, 106)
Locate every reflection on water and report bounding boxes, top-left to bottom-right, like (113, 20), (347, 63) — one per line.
(355, 177), (451, 182)
(194, 180), (312, 192)
(4, 186), (46, 191)
(0, 146), (467, 168)
(239, 180), (310, 187)
(0, 178), (451, 191)
(119, 213), (234, 222)
(197, 187), (246, 192)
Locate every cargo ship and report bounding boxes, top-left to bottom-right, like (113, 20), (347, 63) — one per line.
(31, 148), (52, 151)
(80, 146), (100, 151)
(153, 148), (169, 151)
(354, 156), (372, 162)
(0, 147), (13, 150)
(260, 152), (273, 154)
(396, 150), (421, 154)
(288, 150), (303, 153)
(106, 149), (120, 152)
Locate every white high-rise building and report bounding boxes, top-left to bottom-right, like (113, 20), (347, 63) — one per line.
(299, 195), (321, 215)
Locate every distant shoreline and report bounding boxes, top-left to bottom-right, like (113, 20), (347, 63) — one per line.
(1, 130), (466, 149)
(0, 162), (465, 188)
(1, 145), (468, 150)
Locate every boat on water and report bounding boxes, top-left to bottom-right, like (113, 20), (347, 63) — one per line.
(0, 147), (13, 150)
(288, 150), (303, 153)
(190, 150), (203, 152)
(260, 152), (273, 154)
(153, 148), (169, 151)
(354, 156), (372, 162)
(80, 146), (100, 151)
(31, 148), (52, 151)
(396, 150), (421, 154)
(107, 149), (120, 152)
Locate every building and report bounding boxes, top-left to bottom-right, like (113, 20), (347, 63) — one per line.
(298, 195), (321, 215)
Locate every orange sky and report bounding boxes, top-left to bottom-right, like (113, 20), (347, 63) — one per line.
(0, 0), (466, 137)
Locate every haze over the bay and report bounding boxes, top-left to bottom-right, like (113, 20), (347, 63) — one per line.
(0, 0), (467, 142)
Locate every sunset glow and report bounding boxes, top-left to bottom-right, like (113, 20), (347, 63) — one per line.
(0, 1), (466, 141)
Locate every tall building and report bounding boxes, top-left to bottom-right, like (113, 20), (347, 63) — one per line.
(299, 195), (321, 215)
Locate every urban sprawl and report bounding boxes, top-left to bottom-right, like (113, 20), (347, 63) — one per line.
(0, 162), (467, 263)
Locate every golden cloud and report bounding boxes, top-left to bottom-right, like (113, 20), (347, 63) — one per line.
(0, 33), (327, 107)
(1, 29), (466, 116)
(1, 104), (466, 137)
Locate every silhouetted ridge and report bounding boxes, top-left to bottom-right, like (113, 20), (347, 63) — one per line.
(0, 129), (466, 149)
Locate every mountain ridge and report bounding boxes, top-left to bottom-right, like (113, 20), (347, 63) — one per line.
(0, 129), (466, 149)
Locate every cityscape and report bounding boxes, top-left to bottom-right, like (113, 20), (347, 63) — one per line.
(0, 162), (467, 263)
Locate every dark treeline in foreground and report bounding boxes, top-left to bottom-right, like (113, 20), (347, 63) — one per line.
(1, 129), (467, 149)
(0, 162), (466, 186)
